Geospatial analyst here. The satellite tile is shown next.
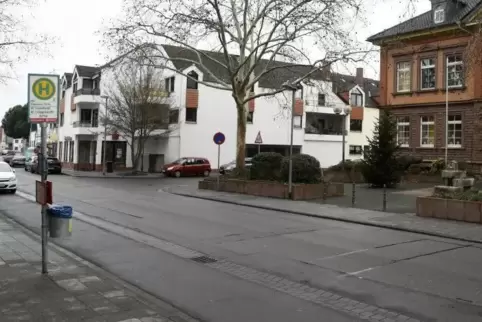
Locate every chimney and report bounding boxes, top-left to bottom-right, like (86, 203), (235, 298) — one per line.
(355, 67), (363, 86)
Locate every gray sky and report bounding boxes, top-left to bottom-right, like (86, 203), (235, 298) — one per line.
(0, 0), (431, 118)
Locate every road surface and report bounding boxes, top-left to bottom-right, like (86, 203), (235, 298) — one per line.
(1, 170), (481, 322)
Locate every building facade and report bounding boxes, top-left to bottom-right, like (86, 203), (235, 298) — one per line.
(139, 45), (380, 170)
(56, 48), (380, 172)
(368, 0), (482, 163)
(56, 65), (129, 171)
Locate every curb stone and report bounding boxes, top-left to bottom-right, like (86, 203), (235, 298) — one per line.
(167, 189), (482, 246)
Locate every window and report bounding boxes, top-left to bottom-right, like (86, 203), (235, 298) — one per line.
(165, 76), (175, 92)
(351, 91), (363, 106)
(396, 61), (411, 92)
(69, 142), (74, 162)
(434, 7), (444, 23)
(420, 58), (436, 90)
(350, 119), (362, 132)
(447, 114), (462, 147)
(186, 71), (198, 89)
(397, 116), (410, 147)
(420, 116), (435, 147)
(349, 145), (363, 155)
(247, 111), (253, 124)
(363, 145), (370, 156)
(185, 108), (197, 123)
(14, 139), (18, 143)
(317, 94), (326, 106)
(60, 113), (64, 126)
(169, 109), (179, 124)
(446, 54), (463, 88)
(59, 142), (63, 160)
(294, 115), (302, 128)
(63, 141), (68, 162)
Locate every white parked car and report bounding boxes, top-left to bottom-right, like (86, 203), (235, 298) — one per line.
(0, 161), (17, 194)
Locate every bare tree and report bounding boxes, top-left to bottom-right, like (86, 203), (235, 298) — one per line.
(104, 0), (372, 169)
(103, 60), (172, 172)
(0, 0), (54, 82)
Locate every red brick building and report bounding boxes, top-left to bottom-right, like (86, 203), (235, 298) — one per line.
(367, 0), (482, 165)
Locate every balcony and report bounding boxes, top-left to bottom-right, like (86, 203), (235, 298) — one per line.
(71, 120), (99, 136)
(73, 88), (101, 105)
(304, 112), (345, 142)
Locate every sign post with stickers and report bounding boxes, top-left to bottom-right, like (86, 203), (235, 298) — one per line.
(28, 73), (60, 275)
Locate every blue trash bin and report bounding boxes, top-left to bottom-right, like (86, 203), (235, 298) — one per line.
(47, 204), (73, 238)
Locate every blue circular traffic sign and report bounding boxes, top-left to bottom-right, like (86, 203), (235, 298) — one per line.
(213, 132), (225, 145)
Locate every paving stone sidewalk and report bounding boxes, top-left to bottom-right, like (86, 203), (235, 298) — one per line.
(167, 186), (482, 244)
(0, 214), (197, 322)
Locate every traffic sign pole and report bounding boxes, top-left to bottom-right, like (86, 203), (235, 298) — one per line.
(213, 132), (225, 191)
(217, 144), (221, 190)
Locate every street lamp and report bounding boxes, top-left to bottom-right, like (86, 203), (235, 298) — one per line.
(100, 95), (109, 176)
(282, 81), (303, 199)
(334, 105), (352, 172)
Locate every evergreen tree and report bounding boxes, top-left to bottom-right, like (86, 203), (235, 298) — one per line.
(361, 110), (401, 188)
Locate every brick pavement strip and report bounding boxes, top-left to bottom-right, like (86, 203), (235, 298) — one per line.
(0, 215), (197, 322)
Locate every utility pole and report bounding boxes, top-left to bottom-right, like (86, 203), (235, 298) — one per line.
(282, 82), (302, 199)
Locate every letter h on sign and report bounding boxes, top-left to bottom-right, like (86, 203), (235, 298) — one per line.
(38, 82), (51, 96)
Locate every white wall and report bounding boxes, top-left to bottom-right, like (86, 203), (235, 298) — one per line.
(347, 107), (379, 161)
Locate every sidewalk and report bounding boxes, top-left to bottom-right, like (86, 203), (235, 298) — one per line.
(62, 169), (164, 179)
(0, 213), (197, 322)
(167, 185), (482, 244)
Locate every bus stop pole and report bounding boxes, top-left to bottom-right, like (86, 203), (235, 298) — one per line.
(40, 122), (48, 274)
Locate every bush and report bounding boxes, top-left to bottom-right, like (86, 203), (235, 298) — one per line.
(281, 153), (321, 184)
(250, 152), (283, 181)
(327, 159), (363, 172)
(430, 159), (445, 174)
(397, 155), (423, 172)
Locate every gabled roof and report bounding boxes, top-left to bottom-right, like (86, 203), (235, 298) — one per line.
(331, 73), (380, 108)
(162, 44), (330, 89)
(367, 0), (482, 43)
(74, 65), (100, 78)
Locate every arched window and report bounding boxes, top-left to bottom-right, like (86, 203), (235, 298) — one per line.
(187, 71), (198, 89)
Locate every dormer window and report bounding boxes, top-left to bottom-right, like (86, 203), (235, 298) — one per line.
(434, 6), (444, 23)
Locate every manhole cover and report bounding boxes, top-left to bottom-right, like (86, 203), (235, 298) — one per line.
(191, 256), (217, 264)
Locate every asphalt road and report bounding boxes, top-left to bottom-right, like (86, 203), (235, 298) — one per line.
(3, 169), (482, 321)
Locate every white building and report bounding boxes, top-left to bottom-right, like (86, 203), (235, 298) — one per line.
(29, 123), (59, 155)
(56, 47), (380, 172)
(139, 45), (380, 170)
(56, 65), (128, 172)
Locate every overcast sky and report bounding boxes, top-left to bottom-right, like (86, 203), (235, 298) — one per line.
(0, 0), (431, 118)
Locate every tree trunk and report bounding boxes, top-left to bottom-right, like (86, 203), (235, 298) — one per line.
(235, 102), (247, 170)
(130, 138), (137, 171)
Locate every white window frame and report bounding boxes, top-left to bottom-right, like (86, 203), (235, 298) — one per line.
(446, 55), (463, 88)
(447, 114), (462, 148)
(420, 116), (435, 148)
(396, 117), (410, 147)
(434, 8), (444, 23)
(396, 62), (411, 92)
(420, 58), (436, 90)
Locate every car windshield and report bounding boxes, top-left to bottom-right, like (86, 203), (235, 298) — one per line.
(0, 163), (12, 172)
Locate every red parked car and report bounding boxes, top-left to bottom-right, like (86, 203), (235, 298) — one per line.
(162, 157), (211, 177)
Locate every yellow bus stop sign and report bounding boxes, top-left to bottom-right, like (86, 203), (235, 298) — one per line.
(32, 78), (56, 100)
